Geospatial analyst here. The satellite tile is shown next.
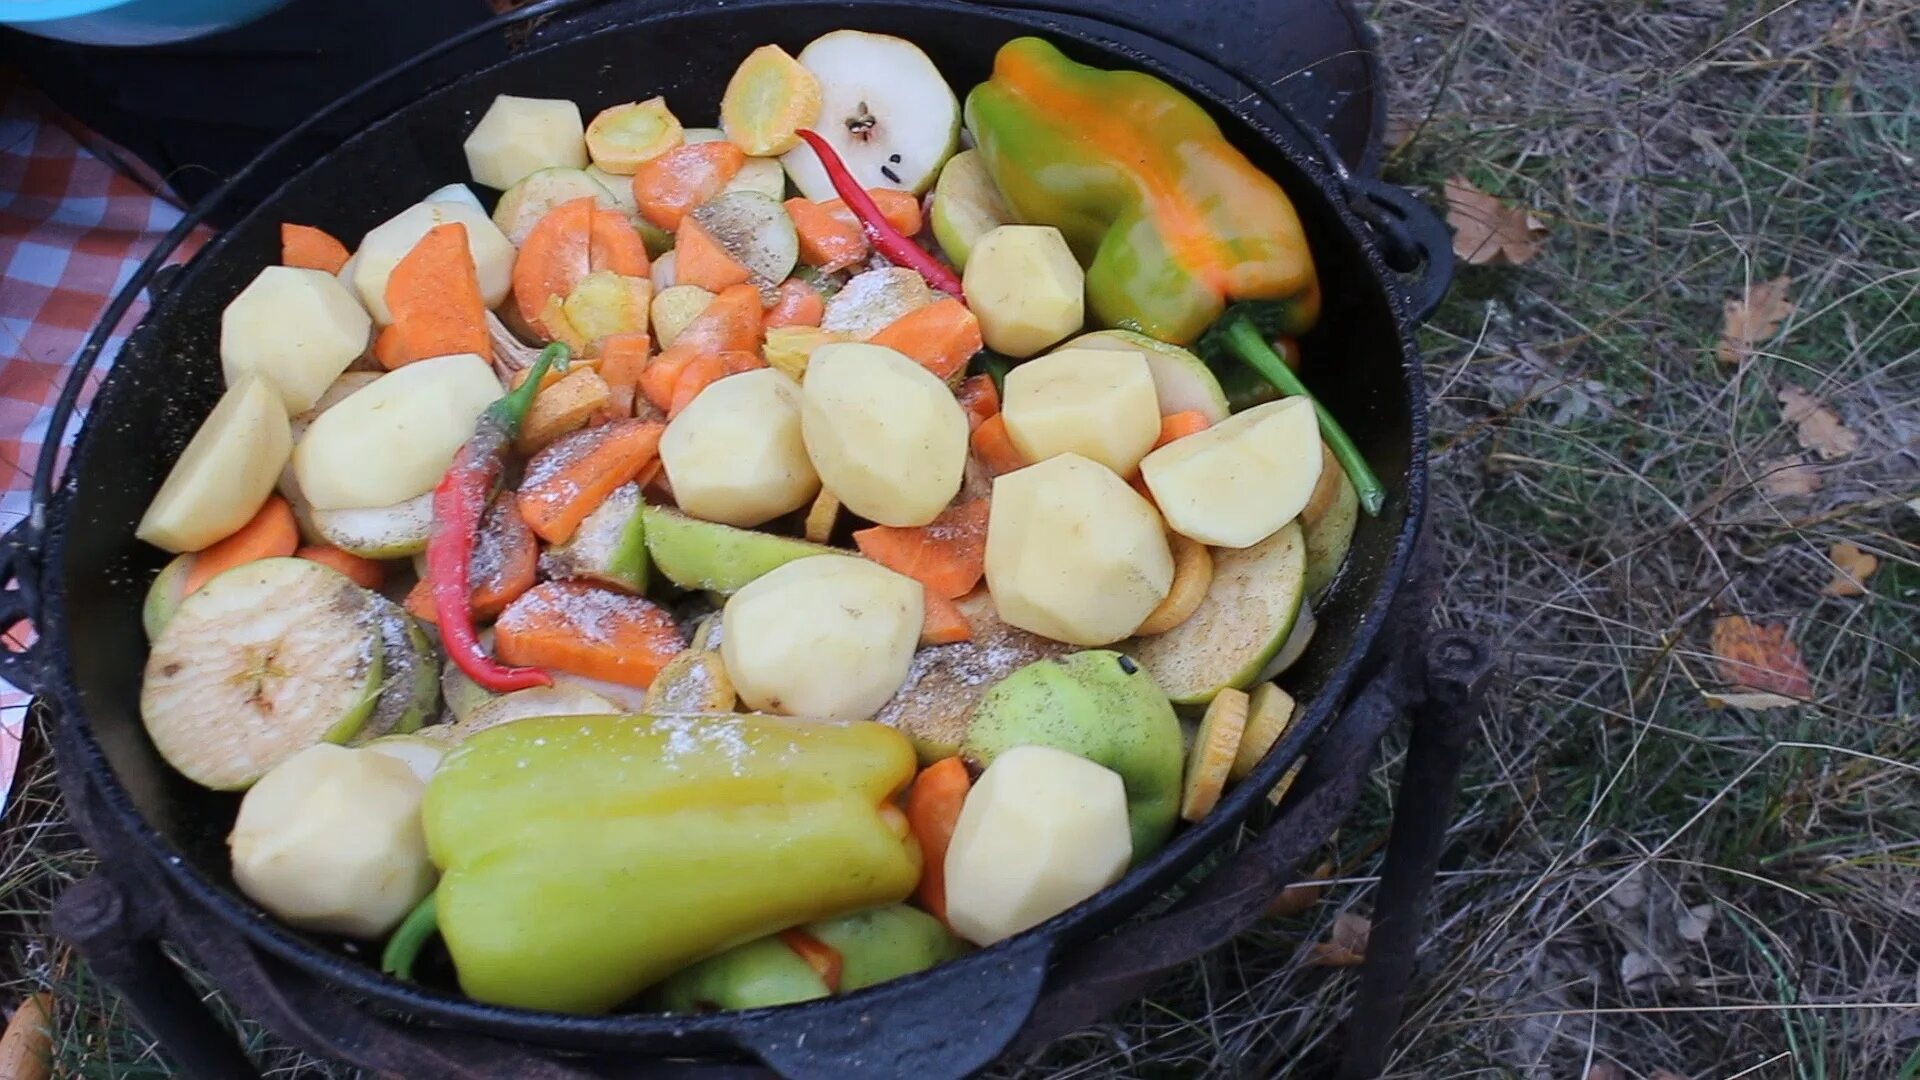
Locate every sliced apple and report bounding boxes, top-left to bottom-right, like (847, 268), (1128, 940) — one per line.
(492, 167), (620, 246)
(930, 149), (1015, 270)
(137, 375), (292, 553)
(1124, 522), (1306, 706)
(780, 30), (959, 200)
(1000, 347), (1161, 475)
(1300, 443), (1359, 597)
(1141, 397), (1323, 549)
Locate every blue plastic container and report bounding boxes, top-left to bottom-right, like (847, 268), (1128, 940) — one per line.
(0, 0), (290, 45)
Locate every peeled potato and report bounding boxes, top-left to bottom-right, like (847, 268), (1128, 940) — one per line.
(351, 199), (516, 323)
(293, 353), (502, 510)
(961, 225), (1083, 358)
(651, 284), (716, 347)
(1141, 397), (1323, 549)
(985, 454), (1173, 646)
(137, 375), (292, 553)
(1001, 347), (1161, 474)
(221, 267), (372, 414)
(463, 94), (588, 190)
(800, 343), (968, 527)
(722, 555), (923, 721)
(660, 369), (820, 527)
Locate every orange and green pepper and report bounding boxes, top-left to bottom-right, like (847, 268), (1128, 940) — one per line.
(964, 37), (1320, 346)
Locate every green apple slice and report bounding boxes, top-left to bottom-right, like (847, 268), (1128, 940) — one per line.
(780, 30), (960, 200)
(142, 553), (194, 640)
(930, 149), (1014, 269)
(311, 493), (434, 559)
(1067, 329), (1231, 423)
(641, 505), (837, 594)
(1300, 443), (1359, 597)
(1124, 522), (1306, 706)
(357, 599), (440, 741)
(540, 482), (649, 592)
(492, 166), (620, 246)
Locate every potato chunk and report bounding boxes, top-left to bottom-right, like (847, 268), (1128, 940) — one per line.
(800, 343), (968, 526)
(1141, 397), (1323, 549)
(221, 267), (372, 414)
(660, 369), (820, 527)
(293, 353), (502, 510)
(1001, 347), (1160, 474)
(961, 225), (1083, 358)
(985, 454), (1173, 645)
(463, 94), (588, 190)
(351, 199), (516, 323)
(137, 375), (292, 553)
(722, 555), (923, 721)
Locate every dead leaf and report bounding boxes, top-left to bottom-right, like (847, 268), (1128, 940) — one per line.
(0, 990), (54, 1080)
(1702, 690), (1802, 710)
(1651, 1071), (1691, 1080)
(1675, 903), (1715, 943)
(1821, 542), (1879, 597)
(1443, 177), (1546, 266)
(1717, 276), (1794, 365)
(1779, 386), (1859, 460)
(1758, 455), (1822, 497)
(1710, 615), (1813, 700)
(1267, 860), (1333, 918)
(1307, 912), (1371, 967)
(1584, 1066), (1628, 1080)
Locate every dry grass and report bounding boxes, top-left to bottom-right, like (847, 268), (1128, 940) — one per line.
(3, 1), (1917, 1076)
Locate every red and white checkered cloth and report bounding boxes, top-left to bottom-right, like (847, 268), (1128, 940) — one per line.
(0, 84), (212, 813)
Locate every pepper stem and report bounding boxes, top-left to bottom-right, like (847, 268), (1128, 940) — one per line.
(1222, 318), (1386, 515)
(493, 343), (570, 435)
(381, 890), (440, 982)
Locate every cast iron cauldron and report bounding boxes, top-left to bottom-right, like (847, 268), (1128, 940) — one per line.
(0, 1), (1459, 1075)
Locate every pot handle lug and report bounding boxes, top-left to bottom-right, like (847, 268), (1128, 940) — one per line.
(731, 933), (1050, 1080)
(0, 518), (46, 698)
(1343, 176), (1455, 325)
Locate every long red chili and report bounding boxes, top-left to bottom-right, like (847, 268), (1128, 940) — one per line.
(796, 129), (965, 298)
(427, 344), (567, 693)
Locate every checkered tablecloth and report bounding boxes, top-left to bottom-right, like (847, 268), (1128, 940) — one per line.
(0, 83), (212, 813)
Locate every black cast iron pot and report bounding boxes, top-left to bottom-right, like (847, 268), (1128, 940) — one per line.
(0, 1), (1456, 1076)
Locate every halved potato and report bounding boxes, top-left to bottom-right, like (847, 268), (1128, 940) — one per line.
(137, 376), (292, 553)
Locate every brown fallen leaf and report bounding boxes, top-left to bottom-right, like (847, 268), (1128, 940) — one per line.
(1703, 690), (1801, 711)
(1307, 911), (1371, 967)
(1716, 275), (1794, 365)
(1758, 455), (1822, 497)
(1779, 386), (1859, 460)
(1443, 177), (1546, 265)
(0, 991), (54, 1080)
(1821, 541), (1879, 597)
(1710, 615), (1813, 700)
(1267, 860), (1334, 918)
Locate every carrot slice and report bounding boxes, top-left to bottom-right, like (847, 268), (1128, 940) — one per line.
(719, 349), (765, 374)
(955, 374), (999, 430)
(785, 196), (868, 271)
(630, 142), (745, 230)
(764, 278), (825, 328)
(588, 207), (650, 277)
(777, 929), (844, 994)
(382, 222), (490, 367)
(472, 493), (539, 620)
(294, 544), (386, 589)
(598, 331), (652, 417)
(670, 283), (764, 355)
(517, 418), (665, 544)
(853, 498), (989, 600)
(639, 351), (689, 414)
(674, 216), (752, 292)
(404, 577), (438, 626)
(513, 197), (593, 336)
(970, 414), (1026, 477)
(494, 580), (684, 689)
(668, 352), (727, 418)
(919, 588), (972, 646)
(905, 756), (972, 923)
(863, 189), (924, 237)
(184, 495), (298, 593)
(1154, 410), (1212, 448)
(280, 223), (350, 274)
(867, 298), (982, 381)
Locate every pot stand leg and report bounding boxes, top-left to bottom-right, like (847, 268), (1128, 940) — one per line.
(1338, 629), (1493, 1079)
(52, 875), (262, 1080)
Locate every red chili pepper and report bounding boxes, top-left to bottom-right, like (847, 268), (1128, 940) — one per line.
(795, 129), (965, 298)
(427, 344), (567, 693)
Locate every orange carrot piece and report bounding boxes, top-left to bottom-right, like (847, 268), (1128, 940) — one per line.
(639, 351), (689, 414)
(905, 757), (972, 923)
(630, 142), (745, 230)
(970, 414), (1026, 476)
(867, 298), (983, 381)
(404, 577), (438, 626)
(863, 189), (924, 237)
(514, 197), (594, 335)
(517, 419), (665, 544)
(777, 930), (845, 994)
(674, 216), (752, 292)
(919, 588), (972, 645)
(472, 493), (539, 620)
(785, 196), (868, 271)
(1154, 410), (1212, 448)
(184, 495), (298, 593)
(955, 374), (999, 430)
(764, 278), (825, 328)
(719, 349), (765, 374)
(280, 223), (350, 274)
(853, 499), (989, 600)
(598, 331), (652, 417)
(588, 208), (650, 277)
(670, 283), (765, 355)
(371, 324), (408, 370)
(294, 545), (386, 589)
(494, 580), (684, 689)
(382, 222), (490, 367)
(668, 353), (727, 418)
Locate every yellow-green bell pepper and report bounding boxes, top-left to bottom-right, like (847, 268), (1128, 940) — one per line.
(964, 37), (1321, 346)
(416, 712), (922, 1014)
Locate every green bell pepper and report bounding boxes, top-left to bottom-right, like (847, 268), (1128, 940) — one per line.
(416, 712), (922, 1014)
(964, 37), (1321, 346)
